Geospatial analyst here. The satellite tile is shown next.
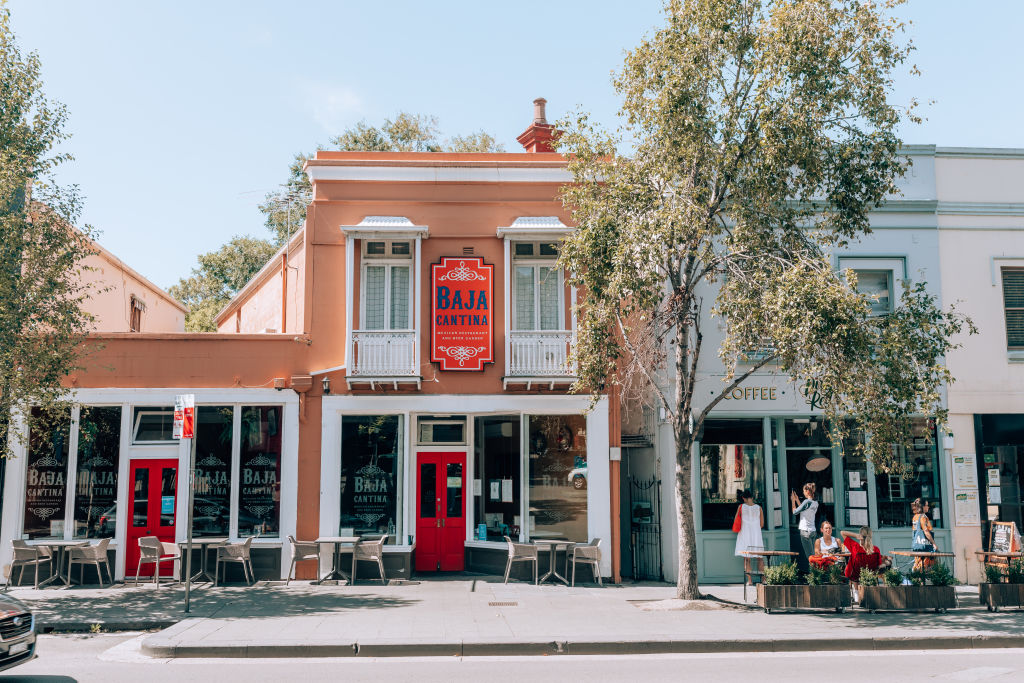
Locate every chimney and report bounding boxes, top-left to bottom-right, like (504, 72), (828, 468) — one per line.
(517, 97), (557, 153)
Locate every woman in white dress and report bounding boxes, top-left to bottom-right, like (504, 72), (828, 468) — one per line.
(734, 490), (766, 579)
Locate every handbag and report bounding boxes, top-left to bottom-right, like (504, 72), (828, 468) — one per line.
(732, 505), (743, 533)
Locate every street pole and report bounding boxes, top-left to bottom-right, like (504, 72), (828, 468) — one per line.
(184, 433), (197, 613)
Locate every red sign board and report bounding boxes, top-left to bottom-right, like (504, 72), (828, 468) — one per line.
(431, 257), (494, 371)
(173, 394), (195, 439)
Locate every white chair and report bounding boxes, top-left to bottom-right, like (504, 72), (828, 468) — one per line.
(287, 535), (319, 585)
(351, 536), (387, 585)
(67, 538), (112, 586)
(568, 538), (602, 587)
(215, 535), (255, 585)
(10, 540), (53, 588)
(135, 536), (181, 588)
(503, 535), (538, 585)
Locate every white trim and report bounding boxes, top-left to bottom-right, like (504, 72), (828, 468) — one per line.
(310, 166), (571, 184)
(503, 238), (511, 377)
(345, 236), (355, 373)
(340, 216), (428, 241)
(414, 236), (422, 376)
(496, 216), (572, 241)
(310, 364), (346, 376)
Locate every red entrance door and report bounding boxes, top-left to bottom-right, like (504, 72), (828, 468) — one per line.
(126, 459), (178, 577)
(415, 452), (466, 572)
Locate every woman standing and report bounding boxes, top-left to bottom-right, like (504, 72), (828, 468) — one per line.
(734, 489), (765, 582)
(911, 498), (936, 572)
(790, 483), (818, 571)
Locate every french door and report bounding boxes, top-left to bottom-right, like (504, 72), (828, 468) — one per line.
(414, 452), (466, 572)
(125, 459), (178, 576)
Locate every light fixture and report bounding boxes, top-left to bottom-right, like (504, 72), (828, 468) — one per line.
(806, 455), (830, 472)
(321, 376), (331, 394)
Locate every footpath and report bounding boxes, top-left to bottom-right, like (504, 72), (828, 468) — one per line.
(8, 578), (1024, 658)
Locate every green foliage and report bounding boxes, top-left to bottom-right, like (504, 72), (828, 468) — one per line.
(857, 568), (879, 587)
(168, 237), (278, 331)
(984, 563), (1005, 585)
(826, 563), (845, 585)
(928, 563), (958, 587)
(805, 565), (825, 585)
(554, 0), (973, 599)
(0, 7), (98, 456)
(1007, 559), (1024, 584)
(762, 561), (800, 585)
(882, 568), (903, 587)
(908, 568), (927, 586)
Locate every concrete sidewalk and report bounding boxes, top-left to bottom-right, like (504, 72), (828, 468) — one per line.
(8, 578), (1024, 657)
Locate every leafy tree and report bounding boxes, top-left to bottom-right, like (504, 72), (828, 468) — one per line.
(169, 236), (278, 332)
(555, 0), (973, 599)
(0, 6), (98, 455)
(259, 153), (312, 247)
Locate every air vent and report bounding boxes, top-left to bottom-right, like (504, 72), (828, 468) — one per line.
(488, 601), (518, 607)
(463, 246), (474, 256)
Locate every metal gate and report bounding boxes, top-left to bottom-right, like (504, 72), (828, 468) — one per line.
(628, 475), (663, 581)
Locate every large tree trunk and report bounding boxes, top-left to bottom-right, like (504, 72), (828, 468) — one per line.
(674, 426), (700, 599)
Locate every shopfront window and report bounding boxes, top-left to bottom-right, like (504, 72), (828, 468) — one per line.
(341, 415), (401, 542)
(73, 407), (121, 539)
(841, 425), (870, 529)
(474, 416), (521, 541)
(700, 419), (765, 531)
(23, 407), (71, 539)
(194, 406), (232, 537)
(238, 406), (282, 538)
(528, 415), (587, 541)
(875, 418), (943, 528)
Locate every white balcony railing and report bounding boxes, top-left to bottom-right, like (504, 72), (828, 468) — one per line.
(351, 330), (418, 376)
(508, 330), (575, 377)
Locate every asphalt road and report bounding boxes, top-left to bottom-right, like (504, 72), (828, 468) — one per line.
(3, 634), (1023, 682)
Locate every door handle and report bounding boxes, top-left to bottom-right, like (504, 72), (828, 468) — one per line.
(441, 518), (445, 528)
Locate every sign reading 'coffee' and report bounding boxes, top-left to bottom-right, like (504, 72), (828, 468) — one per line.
(431, 257), (494, 371)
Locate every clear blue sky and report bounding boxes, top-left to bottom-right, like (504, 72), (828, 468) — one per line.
(7, 1), (1022, 290)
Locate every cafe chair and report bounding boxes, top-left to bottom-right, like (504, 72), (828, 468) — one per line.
(503, 535), (538, 585)
(66, 538), (112, 587)
(351, 536), (387, 585)
(135, 536), (182, 588)
(215, 535), (256, 586)
(10, 540), (53, 588)
(287, 535), (320, 585)
(568, 538), (603, 587)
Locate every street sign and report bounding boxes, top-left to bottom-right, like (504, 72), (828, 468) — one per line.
(173, 394), (195, 439)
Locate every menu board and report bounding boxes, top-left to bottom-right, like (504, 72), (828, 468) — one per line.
(990, 521), (1017, 554)
(952, 454), (978, 489)
(954, 490), (980, 526)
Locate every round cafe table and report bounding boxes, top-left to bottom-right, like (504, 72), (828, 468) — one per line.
(534, 539), (572, 585)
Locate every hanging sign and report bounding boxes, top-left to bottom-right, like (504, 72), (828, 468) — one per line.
(173, 394), (195, 439)
(431, 257), (494, 371)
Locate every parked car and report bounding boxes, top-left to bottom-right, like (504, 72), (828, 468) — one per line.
(568, 466), (587, 490)
(0, 593), (36, 672)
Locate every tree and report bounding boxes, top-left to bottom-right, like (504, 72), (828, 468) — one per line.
(0, 6), (98, 456)
(169, 236), (278, 331)
(259, 153), (312, 247)
(555, 0), (973, 599)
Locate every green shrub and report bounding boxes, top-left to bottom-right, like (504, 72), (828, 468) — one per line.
(1007, 559), (1024, 584)
(908, 568), (927, 586)
(762, 561), (800, 585)
(882, 568), (903, 587)
(858, 568), (879, 586)
(806, 565), (825, 586)
(929, 563), (959, 587)
(984, 564), (1005, 584)
(826, 563), (846, 585)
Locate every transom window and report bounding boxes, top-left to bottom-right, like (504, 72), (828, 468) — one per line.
(132, 407), (175, 444)
(1002, 268), (1024, 349)
(512, 242), (563, 331)
(361, 240), (413, 330)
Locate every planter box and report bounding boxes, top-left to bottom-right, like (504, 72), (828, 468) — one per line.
(756, 584), (852, 614)
(979, 583), (1024, 612)
(857, 585), (957, 612)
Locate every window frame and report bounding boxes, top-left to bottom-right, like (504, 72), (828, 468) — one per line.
(131, 407), (176, 445)
(511, 244), (565, 331)
(1001, 267), (1024, 350)
(359, 240), (414, 332)
(837, 256), (906, 318)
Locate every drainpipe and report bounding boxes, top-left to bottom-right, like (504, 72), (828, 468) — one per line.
(609, 384), (622, 584)
(281, 253), (288, 333)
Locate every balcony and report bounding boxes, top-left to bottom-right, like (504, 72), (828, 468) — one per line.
(348, 330), (419, 388)
(505, 330), (576, 389)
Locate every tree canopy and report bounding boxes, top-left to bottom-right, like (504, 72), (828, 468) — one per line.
(555, 0), (972, 598)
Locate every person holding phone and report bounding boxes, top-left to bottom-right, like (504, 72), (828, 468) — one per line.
(790, 483), (818, 571)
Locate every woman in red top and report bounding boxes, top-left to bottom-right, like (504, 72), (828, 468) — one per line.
(840, 527), (891, 587)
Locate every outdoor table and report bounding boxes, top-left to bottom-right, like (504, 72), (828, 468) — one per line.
(975, 551), (1024, 561)
(35, 540), (90, 588)
(314, 536), (361, 584)
(179, 537), (228, 583)
(534, 539), (572, 585)
(891, 550), (955, 574)
(741, 550), (798, 601)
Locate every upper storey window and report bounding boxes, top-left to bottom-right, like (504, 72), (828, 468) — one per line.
(512, 242), (563, 331)
(362, 240), (413, 330)
(1002, 268), (1024, 350)
(852, 269), (893, 317)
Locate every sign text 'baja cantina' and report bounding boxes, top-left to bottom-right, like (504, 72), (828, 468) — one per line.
(431, 256), (494, 371)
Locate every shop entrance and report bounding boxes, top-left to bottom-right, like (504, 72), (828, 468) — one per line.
(125, 459), (178, 577)
(415, 452), (466, 572)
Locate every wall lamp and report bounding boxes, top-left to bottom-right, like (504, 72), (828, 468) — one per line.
(322, 376), (331, 394)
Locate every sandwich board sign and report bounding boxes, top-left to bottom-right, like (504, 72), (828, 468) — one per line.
(173, 394), (195, 440)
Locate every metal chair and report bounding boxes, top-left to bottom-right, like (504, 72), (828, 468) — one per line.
(10, 540), (53, 588)
(503, 535), (538, 585)
(215, 535), (255, 585)
(351, 536), (387, 585)
(568, 538), (603, 587)
(135, 536), (181, 588)
(287, 535), (319, 585)
(66, 538), (112, 586)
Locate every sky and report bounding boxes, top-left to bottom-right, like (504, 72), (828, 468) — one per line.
(7, 0), (1024, 291)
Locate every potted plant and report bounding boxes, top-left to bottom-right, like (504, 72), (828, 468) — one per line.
(858, 563), (958, 613)
(979, 559), (1024, 612)
(757, 561), (851, 614)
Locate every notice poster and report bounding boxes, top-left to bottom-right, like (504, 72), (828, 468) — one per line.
(848, 509), (869, 527)
(952, 454), (978, 489)
(988, 468), (1001, 486)
(847, 491), (868, 509)
(501, 479), (513, 503)
(848, 471), (862, 488)
(954, 490), (981, 526)
(430, 257), (494, 371)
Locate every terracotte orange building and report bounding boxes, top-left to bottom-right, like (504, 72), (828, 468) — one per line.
(1, 101), (626, 584)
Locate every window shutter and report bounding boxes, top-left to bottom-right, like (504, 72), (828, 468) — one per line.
(364, 266), (385, 330)
(1003, 269), (1024, 348)
(514, 266), (535, 330)
(389, 266), (410, 329)
(538, 266), (560, 330)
